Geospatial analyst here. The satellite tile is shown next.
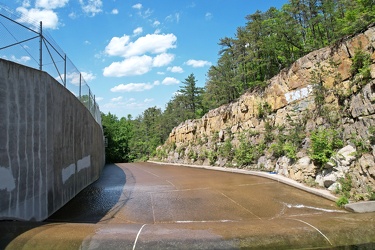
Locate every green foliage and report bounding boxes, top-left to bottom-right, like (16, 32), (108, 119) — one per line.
(208, 150), (218, 165)
(349, 133), (371, 157)
(264, 121), (274, 143)
(339, 175), (353, 195)
(282, 142), (298, 161)
(368, 186), (375, 201)
(234, 133), (265, 167)
(336, 174), (352, 207)
(369, 126), (375, 145)
(351, 48), (372, 86)
(102, 113), (133, 163)
(269, 115), (306, 161)
(188, 149), (198, 161)
(218, 138), (234, 161)
(257, 102), (272, 119)
(156, 148), (167, 160)
(336, 196), (349, 207)
(212, 131), (220, 142)
(309, 128), (343, 167)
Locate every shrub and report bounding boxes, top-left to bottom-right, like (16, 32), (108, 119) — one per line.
(218, 138), (234, 161)
(283, 142), (298, 161)
(234, 136), (265, 167)
(257, 102), (272, 119)
(336, 196), (349, 207)
(350, 48), (371, 82)
(309, 128), (343, 167)
(208, 150), (217, 165)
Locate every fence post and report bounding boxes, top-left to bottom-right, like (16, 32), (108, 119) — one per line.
(39, 21), (42, 71)
(89, 89), (92, 112)
(79, 73), (82, 99)
(93, 95), (96, 120)
(64, 54), (67, 87)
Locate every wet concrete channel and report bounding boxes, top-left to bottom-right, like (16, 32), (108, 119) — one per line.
(1, 162), (375, 249)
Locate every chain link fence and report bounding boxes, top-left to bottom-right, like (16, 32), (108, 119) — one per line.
(0, 3), (101, 126)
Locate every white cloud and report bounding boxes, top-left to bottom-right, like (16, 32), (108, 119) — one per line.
(64, 71), (96, 85)
(186, 59), (212, 68)
(95, 97), (104, 102)
(68, 12), (77, 19)
(165, 13), (180, 23)
(111, 83), (154, 92)
(153, 80), (160, 85)
(144, 98), (153, 103)
(153, 20), (160, 27)
(205, 12), (213, 20)
(22, 0), (31, 8)
(79, 0), (103, 17)
(153, 53), (174, 67)
(132, 3), (142, 10)
(111, 96), (123, 102)
(35, 0), (68, 9)
(167, 66), (183, 73)
(10, 55), (31, 63)
(138, 8), (153, 18)
(105, 34), (131, 57)
(133, 27), (143, 36)
(103, 55), (153, 77)
(157, 71), (165, 75)
(16, 7), (59, 29)
(162, 77), (179, 85)
(111, 9), (119, 15)
(105, 33), (177, 58)
(81, 71), (96, 82)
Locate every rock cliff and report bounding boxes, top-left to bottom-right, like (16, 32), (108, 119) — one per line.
(156, 25), (375, 202)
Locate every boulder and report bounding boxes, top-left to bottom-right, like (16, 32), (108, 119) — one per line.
(336, 145), (357, 166)
(323, 172), (337, 188)
(328, 182), (341, 192)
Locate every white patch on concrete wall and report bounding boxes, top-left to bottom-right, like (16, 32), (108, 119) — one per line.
(62, 163), (76, 184)
(285, 85), (312, 103)
(77, 155), (91, 172)
(0, 166), (16, 191)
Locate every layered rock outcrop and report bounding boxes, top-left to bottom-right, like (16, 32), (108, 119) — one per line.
(156, 25), (375, 201)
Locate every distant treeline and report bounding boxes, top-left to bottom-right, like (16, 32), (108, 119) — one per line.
(102, 0), (375, 163)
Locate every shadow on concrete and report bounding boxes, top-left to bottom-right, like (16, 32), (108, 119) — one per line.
(0, 164), (128, 249)
(46, 164), (127, 223)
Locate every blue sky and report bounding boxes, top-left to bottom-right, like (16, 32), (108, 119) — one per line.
(2, 0), (287, 119)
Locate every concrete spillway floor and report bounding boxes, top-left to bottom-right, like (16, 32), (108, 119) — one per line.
(1, 163), (375, 249)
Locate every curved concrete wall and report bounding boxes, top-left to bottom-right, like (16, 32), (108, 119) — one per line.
(0, 59), (105, 221)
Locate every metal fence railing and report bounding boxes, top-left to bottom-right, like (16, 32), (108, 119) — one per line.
(0, 3), (101, 126)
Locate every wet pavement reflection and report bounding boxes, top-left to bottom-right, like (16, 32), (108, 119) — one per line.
(47, 164), (127, 223)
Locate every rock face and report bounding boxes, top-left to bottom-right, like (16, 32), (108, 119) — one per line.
(157, 26), (375, 201)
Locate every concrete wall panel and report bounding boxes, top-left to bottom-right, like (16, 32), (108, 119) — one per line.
(0, 59), (105, 221)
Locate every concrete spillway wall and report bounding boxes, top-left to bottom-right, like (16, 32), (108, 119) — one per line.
(0, 59), (105, 221)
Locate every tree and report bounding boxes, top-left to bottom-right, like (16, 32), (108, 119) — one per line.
(101, 112), (133, 163)
(179, 73), (204, 118)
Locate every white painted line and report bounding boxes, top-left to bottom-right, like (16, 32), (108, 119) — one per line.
(289, 218), (332, 246)
(150, 194), (156, 224)
(175, 220), (235, 223)
(220, 192), (262, 220)
(139, 168), (160, 178)
(149, 187), (210, 194)
(132, 224), (146, 250)
(166, 179), (176, 188)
